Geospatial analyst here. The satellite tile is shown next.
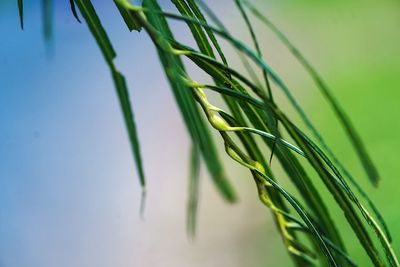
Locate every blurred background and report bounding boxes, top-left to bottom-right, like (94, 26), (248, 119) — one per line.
(0, 0), (399, 266)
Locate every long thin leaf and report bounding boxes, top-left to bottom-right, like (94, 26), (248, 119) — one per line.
(74, 0), (146, 193)
(69, 0), (81, 23)
(18, 0), (23, 29)
(114, 0), (142, 32)
(234, 0), (273, 100)
(42, 0), (53, 43)
(187, 144), (201, 238)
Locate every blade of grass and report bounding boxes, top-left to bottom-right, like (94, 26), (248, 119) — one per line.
(114, 0), (142, 32)
(69, 0), (81, 23)
(18, 0), (24, 29)
(74, 0), (146, 194)
(42, 0), (53, 43)
(187, 144), (201, 238)
(234, 0), (273, 101)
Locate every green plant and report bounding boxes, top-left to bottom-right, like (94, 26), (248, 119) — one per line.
(16, 0), (399, 266)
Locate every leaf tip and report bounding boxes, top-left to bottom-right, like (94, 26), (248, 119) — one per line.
(139, 186), (146, 219)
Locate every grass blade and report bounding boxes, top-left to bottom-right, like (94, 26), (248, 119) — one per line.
(74, 0), (146, 192)
(69, 0), (81, 23)
(18, 0), (23, 29)
(234, 0), (273, 100)
(42, 0), (53, 43)
(114, 0), (142, 32)
(187, 144), (201, 238)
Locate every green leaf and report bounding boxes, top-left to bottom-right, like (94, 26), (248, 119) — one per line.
(187, 144), (201, 238)
(74, 0), (146, 191)
(114, 0), (142, 32)
(234, 0), (273, 100)
(18, 0), (23, 29)
(69, 0), (81, 23)
(42, 0), (53, 43)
